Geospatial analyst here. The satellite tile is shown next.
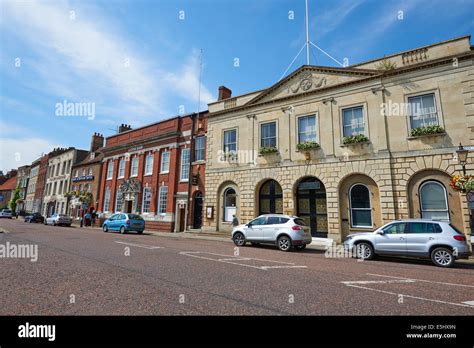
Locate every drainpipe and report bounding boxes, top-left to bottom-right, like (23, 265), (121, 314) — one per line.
(185, 112), (197, 231)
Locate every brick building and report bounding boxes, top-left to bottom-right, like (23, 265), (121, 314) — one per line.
(15, 165), (30, 214)
(34, 153), (49, 214)
(0, 170), (17, 209)
(203, 35), (474, 243)
(97, 113), (208, 232)
(69, 133), (104, 218)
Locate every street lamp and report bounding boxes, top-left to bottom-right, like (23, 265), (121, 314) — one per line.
(456, 143), (469, 176)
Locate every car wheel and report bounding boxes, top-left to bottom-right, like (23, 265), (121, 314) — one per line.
(431, 247), (454, 268)
(120, 226), (126, 234)
(233, 232), (246, 247)
(355, 242), (374, 260)
(137, 230), (143, 235)
(103, 224), (108, 232)
(295, 244), (306, 251)
(277, 235), (292, 252)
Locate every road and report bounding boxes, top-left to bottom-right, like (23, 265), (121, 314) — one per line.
(1, 218), (473, 315)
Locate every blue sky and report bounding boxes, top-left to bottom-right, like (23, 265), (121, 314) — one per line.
(1, 0), (474, 172)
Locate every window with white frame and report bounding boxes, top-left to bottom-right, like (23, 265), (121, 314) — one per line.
(103, 187), (111, 212)
(349, 184), (372, 228)
(142, 187), (152, 213)
(419, 181), (449, 221)
(180, 148), (190, 181)
(106, 161), (114, 180)
(260, 122), (277, 148)
(130, 157), (139, 177)
(223, 129), (237, 152)
(408, 93), (439, 129)
(157, 186), (168, 214)
(115, 189), (122, 212)
(82, 168), (86, 176)
(195, 136), (205, 161)
(342, 106), (365, 137)
(145, 153), (154, 175)
(88, 168), (93, 176)
(160, 151), (170, 173)
(118, 159), (125, 178)
(298, 115), (317, 143)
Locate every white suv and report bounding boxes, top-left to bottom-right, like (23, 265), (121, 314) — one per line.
(343, 219), (471, 267)
(0, 209), (13, 218)
(232, 214), (312, 252)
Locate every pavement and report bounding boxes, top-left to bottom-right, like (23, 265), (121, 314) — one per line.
(1, 218), (473, 315)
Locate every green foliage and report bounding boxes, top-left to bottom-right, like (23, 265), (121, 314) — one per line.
(410, 125), (445, 137)
(376, 59), (397, 71)
(9, 187), (20, 212)
(343, 134), (369, 145)
(296, 141), (320, 151)
(259, 146), (278, 155)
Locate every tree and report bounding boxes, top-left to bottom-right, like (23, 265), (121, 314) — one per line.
(9, 187), (20, 213)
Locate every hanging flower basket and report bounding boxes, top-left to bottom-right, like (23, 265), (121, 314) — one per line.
(450, 175), (474, 194)
(65, 190), (93, 204)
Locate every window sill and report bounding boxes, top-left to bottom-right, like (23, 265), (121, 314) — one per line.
(180, 180), (189, 183)
(106, 178), (113, 181)
(117, 176), (125, 179)
(160, 171), (169, 175)
(340, 141), (371, 147)
(407, 132), (446, 140)
(349, 226), (374, 232)
(130, 175), (138, 178)
(144, 173), (153, 177)
(192, 160), (206, 165)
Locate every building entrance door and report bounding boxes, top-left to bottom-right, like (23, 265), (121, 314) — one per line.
(193, 192), (203, 229)
(296, 178), (328, 238)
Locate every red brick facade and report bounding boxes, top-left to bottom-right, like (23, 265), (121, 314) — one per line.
(97, 113), (207, 232)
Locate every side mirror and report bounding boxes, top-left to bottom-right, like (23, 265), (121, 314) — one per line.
(376, 230), (384, 235)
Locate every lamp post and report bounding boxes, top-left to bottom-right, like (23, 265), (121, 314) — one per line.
(456, 143), (468, 176)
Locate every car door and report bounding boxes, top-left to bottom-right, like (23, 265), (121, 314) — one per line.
(245, 216), (266, 241)
(108, 214), (118, 230)
(261, 216), (282, 242)
(405, 222), (440, 257)
(374, 222), (408, 254)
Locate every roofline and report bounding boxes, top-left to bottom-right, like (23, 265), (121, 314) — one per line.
(207, 88), (268, 106)
(207, 50), (474, 118)
(106, 110), (208, 140)
(350, 34), (472, 68)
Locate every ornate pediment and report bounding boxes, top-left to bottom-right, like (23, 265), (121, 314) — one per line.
(246, 66), (378, 105)
(118, 179), (141, 201)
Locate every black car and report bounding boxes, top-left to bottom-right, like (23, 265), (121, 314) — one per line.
(24, 212), (45, 223)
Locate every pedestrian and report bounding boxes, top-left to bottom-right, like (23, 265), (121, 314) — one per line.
(85, 211), (91, 227)
(91, 211), (96, 226)
(232, 214), (239, 227)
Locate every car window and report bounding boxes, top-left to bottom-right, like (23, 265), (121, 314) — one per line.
(383, 223), (407, 234)
(449, 224), (463, 234)
(250, 217), (266, 226)
(109, 214), (117, 220)
(279, 218), (290, 224)
(294, 218), (306, 226)
(128, 214), (143, 220)
(120, 214), (127, 220)
(408, 222), (427, 234)
(266, 216), (281, 225)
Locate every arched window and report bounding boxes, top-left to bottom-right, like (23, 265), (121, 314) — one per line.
(223, 188), (236, 222)
(349, 184), (372, 228)
(259, 180), (283, 215)
(419, 181), (449, 221)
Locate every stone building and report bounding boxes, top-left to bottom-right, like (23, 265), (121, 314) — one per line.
(34, 154), (49, 214)
(42, 148), (88, 217)
(69, 133), (105, 217)
(97, 113), (207, 232)
(0, 170), (17, 209)
(203, 35), (474, 243)
(15, 165), (30, 214)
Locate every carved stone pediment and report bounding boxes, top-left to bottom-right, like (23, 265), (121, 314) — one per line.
(118, 179), (141, 201)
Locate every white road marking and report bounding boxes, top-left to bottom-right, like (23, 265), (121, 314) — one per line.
(114, 241), (161, 249)
(462, 301), (474, 306)
(366, 273), (474, 288)
(343, 283), (474, 309)
(342, 279), (416, 285)
(179, 251), (307, 270)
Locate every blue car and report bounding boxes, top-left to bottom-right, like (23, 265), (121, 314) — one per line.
(102, 213), (145, 234)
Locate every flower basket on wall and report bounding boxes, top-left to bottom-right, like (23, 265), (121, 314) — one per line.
(259, 146), (279, 155)
(410, 125), (445, 137)
(450, 175), (474, 194)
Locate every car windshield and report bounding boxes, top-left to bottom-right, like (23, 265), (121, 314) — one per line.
(3, 210), (12, 212)
(128, 214), (143, 220)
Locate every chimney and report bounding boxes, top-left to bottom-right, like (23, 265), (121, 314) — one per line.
(118, 124), (132, 133)
(218, 86), (232, 101)
(90, 132), (104, 152)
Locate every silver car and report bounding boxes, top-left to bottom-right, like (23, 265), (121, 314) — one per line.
(0, 209), (13, 219)
(232, 214), (312, 252)
(343, 219), (471, 267)
(45, 213), (73, 227)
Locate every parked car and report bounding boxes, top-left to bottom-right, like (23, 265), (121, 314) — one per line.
(0, 209), (13, 219)
(231, 214), (312, 252)
(343, 219), (471, 267)
(45, 213), (73, 227)
(102, 213), (145, 234)
(24, 212), (45, 223)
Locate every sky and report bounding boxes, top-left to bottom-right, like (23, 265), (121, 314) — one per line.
(1, 0), (474, 172)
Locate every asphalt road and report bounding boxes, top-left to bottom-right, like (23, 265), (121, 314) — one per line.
(1, 218), (473, 315)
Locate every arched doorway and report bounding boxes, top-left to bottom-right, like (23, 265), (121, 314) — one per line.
(296, 177), (327, 238)
(259, 180), (283, 215)
(223, 188), (237, 222)
(419, 180), (449, 221)
(193, 191), (203, 228)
